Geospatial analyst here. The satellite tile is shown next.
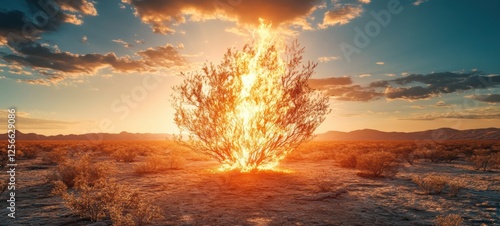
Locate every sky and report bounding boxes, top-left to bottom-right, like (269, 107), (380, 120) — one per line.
(0, 0), (499, 135)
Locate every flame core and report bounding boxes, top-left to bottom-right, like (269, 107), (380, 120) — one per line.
(218, 21), (288, 172)
(173, 19), (329, 173)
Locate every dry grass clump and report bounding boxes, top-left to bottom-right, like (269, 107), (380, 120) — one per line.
(54, 154), (114, 188)
(18, 146), (40, 159)
(447, 178), (466, 197)
(415, 148), (459, 163)
(356, 151), (399, 177)
(42, 147), (68, 165)
(134, 153), (185, 174)
(394, 147), (416, 165)
(0, 147), (8, 168)
(52, 172), (163, 225)
(471, 149), (500, 171)
(413, 175), (466, 196)
(111, 148), (138, 162)
(337, 152), (358, 168)
(0, 180), (7, 195)
(313, 170), (340, 192)
(435, 214), (463, 226)
(413, 175), (448, 194)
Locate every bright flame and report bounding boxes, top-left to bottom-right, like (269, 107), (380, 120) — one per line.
(218, 19), (289, 172)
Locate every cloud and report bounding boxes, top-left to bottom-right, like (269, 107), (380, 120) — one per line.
(0, 109), (80, 130)
(57, 0), (98, 16)
(433, 100), (451, 107)
(401, 107), (500, 120)
(137, 44), (186, 68)
(376, 61), (384, 65)
(470, 94), (500, 103)
(413, 0), (429, 6)
(326, 85), (383, 101)
(385, 73), (396, 77)
(370, 71), (500, 100)
(358, 0), (371, 4)
(309, 71), (500, 102)
(112, 39), (133, 48)
(317, 56), (340, 63)
(123, 0), (322, 34)
(359, 73), (371, 77)
(308, 77), (382, 101)
(384, 86), (434, 100)
(308, 76), (352, 89)
(81, 35), (88, 43)
(0, 0), (97, 47)
(1, 41), (186, 85)
(319, 4), (363, 28)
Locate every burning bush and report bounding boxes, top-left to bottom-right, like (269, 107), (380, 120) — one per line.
(172, 21), (329, 172)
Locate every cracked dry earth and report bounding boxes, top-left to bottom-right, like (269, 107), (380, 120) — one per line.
(0, 154), (499, 225)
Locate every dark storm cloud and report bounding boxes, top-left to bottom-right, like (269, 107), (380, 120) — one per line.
(0, 1), (185, 85)
(0, 0), (97, 44)
(369, 72), (500, 100)
(471, 94), (500, 103)
(1, 41), (185, 76)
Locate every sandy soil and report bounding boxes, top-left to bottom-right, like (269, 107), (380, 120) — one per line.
(0, 152), (499, 226)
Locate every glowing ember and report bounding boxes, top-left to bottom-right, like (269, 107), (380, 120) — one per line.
(173, 19), (329, 172)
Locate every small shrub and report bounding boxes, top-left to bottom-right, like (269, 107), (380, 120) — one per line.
(448, 178), (466, 197)
(19, 146), (40, 159)
(111, 148), (138, 162)
(338, 153), (357, 168)
(413, 175), (448, 194)
(313, 170), (338, 192)
(0, 148), (8, 168)
(52, 178), (163, 225)
(395, 147), (416, 165)
(0, 180), (7, 195)
(435, 214), (463, 226)
(470, 149), (499, 171)
(134, 155), (167, 174)
(165, 152), (186, 170)
(56, 154), (114, 188)
(356, 151), (399, 177)
(42, 147), (68, 165)
(135, 153), (185, 174)
(51, 155), (162, 225)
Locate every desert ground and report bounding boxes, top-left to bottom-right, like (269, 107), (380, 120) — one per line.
(0, 140), (499, 226)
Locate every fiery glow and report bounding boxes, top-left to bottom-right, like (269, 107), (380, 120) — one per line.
(218, 20), (288, 172)
(173, 19), (329, 173)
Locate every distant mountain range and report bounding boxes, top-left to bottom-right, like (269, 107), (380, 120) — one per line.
(313, 128), (500, 141)
(0, 131), (173, 141)
(1, 128), (499, 141)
